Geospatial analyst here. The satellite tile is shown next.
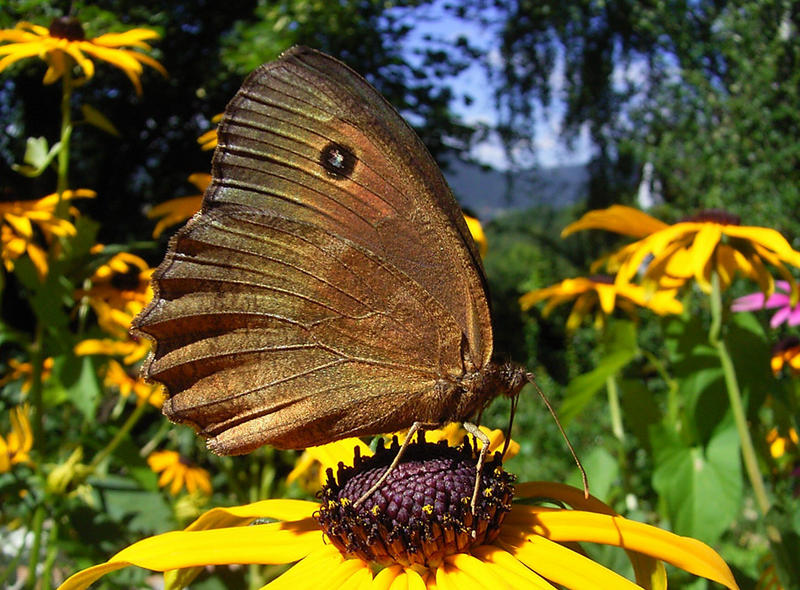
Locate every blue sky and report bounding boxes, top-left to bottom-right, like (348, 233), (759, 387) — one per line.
(404, 3), (593, 170)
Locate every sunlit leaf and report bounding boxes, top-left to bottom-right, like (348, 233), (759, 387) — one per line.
(81, 104), (121, 137)
(652, 421), (742, 544)
(11, 135), (63, 177)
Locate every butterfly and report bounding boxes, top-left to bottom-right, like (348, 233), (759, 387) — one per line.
(132, 46), (529, 457)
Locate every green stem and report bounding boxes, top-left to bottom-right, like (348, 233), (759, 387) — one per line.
(25, 504), (46, 589)
(606, 375), (625, 443)
(55, 73), (72, 217)
(29, 323), (45, 456)
(640, 348), (680, 423)
(88, 401), (150, 471)
(41, 518), (58, 590)
(707, 272), (771, 516)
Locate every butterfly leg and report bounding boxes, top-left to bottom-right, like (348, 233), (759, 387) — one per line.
(462, 421), (491, 517)
(353, 421), (440, 509)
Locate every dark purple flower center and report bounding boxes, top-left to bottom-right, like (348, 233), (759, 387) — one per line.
(110, 266), (142, 291)
(49, 17), (86, 41)
(680, 209), (741, 225)
(316, 437), (514, 567)
(588, 274), (614, 284)
(772, 336), (800, 355)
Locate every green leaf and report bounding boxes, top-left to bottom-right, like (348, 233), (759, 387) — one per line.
(651, 420), (742, 544)
(561, 347), (637, 424)
(600, 319), (638, 355)
(94, 476), (174, 534)
(11, 136), (63, 177)
(618, 379), (661, 452)
(81, 104), (120, 137)
(59, 355), (102, 421)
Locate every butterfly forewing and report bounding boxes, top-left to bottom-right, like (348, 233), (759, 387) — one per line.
(133, 47), (495, 453)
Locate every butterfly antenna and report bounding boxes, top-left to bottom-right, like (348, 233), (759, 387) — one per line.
(501, 393), (518, 458)
(526, 372), (589, 499)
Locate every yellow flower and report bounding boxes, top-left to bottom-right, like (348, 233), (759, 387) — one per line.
(102, 360), (164, 408)
(766, 427), (798, 459)
(770, 337), (800, 376)
(0, 357), (53, 392)
(147, 450), (212, 496)
(520, 275), (683, 331)
(74, 336), (150, 366)
(0, 18), (166, 94)
(59, 475), (738, 590)
(147, 173), (209, 238)
(562, 205), (800, 297)
(0, 189), (95, 278)
(77, 250), (153, 336)
(0, 405), (33, 473)
(464, 213), (488, 257)
(197, 113), (222, 151)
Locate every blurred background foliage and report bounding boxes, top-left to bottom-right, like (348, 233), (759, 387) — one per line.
(1, 0), (799, 588)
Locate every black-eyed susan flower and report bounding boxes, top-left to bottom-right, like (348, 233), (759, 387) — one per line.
(464, 213), (488, 258)
(0, 17), (166, 94)
(0, 189), (95, 277)
(288, 425), (518, 493)
(0, 405), (33, 473)
(766, 427), (798, 460)
(61, 438), (739, 590)
(197, 114), (222, 151)
(102, 360), (164, 408)
(147, 173), (208, 238)
(76, 250), (153, 336)
(770, 337), (800, 376)
(147, 450), (212, 496)
(563, 205), (800, 297)
(74, 336), (150, 367)
(520, 274), (683, 331)
(0, 357), (53, 393)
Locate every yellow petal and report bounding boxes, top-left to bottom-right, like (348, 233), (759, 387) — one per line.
(445, 553), (512, 590)
(514, 481), (617, 513)
(687, 224), (721, 291)
(258, 544), (344, 590)
(0, 43), (46, 72)
(10, 406), (32, 454)
(562, 205), (668, 238)
(62, 44), (95, 80)
(372, 565), (404, 590)
(504, 507), (738, 589)
(91, 29), (161, 48)
(435, 561), (485, 590)
(498, 535), (641, 590)
(404, 568), (427, 590)
(185, 499), (320, 531)
(471, 545), (554, 589)
(724, 225), (800, 265)
(26, 244), (49, 279)
(0, 436), (12, 473)
(594, 283), (617, 314)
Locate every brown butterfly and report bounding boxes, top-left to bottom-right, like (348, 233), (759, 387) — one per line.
(132, 46), (530, 457)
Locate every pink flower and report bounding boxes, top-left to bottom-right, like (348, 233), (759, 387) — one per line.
(731, 280), (800, 328)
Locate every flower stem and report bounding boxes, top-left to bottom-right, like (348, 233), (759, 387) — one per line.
(88, 401), (150, 471)
(707, 272), (771, 515)
(640, 348), (679, 423)
(55, 72), (72, 217)
(29, 323), (45, 455)
(606, 375), (625, 442)
(25, 504), (45, 589)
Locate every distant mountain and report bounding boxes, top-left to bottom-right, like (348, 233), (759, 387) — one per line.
(441, 158), (588, 220)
